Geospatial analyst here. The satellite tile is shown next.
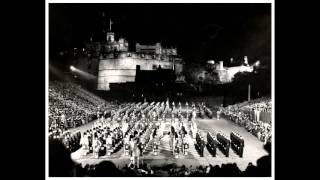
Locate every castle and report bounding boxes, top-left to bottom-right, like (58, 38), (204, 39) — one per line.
(205, 57), (254, 84)
(84, 19), (183, 91)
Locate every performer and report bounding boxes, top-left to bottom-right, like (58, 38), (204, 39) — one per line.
(130, 138), (140, 168)
(173, 133), (179, 155)
(169, 126), (175, 150)
(63, 135), (70, 151)
(199, 137), (205, 157)
(93, 134), (102, 158)
(139, 135), (146, 155)
(192, 109), (196, 120)
(192, 121), (197, 139)
(80, 132), (89, 156)
(217, 109), (221, 120)
(177, 135), (183, 155)
(60, 114), (66, 130)
(106, 134), (113, 155)
(183, 134), (188, 155)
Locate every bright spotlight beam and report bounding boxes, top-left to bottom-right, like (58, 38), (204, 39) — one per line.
(69, 65), (96, 80)
(70, 66), (75, 71)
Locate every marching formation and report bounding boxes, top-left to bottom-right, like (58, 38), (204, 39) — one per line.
(76, 100), (198, 167)
(48, 100), (247, 170)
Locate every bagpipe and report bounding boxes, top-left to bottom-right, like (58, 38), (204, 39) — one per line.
(230, 132), (244, 157)
(206, 132), (218, 157)
(217, 132), (231, 157)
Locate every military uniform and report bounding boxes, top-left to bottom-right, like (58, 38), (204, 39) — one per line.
(199, 139), (205, 157)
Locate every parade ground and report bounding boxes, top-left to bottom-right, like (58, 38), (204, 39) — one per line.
(69, 115), (268, 171)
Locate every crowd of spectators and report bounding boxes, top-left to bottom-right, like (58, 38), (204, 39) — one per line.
(243, 97), (272, 112)
(220, 97), (272, 144)
(49, 81), (116, 134)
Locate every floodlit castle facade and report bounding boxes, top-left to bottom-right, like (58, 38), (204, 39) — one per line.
(87, 20), (183, 91)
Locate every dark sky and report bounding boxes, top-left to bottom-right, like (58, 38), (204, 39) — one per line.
(49, 3), (271, 63)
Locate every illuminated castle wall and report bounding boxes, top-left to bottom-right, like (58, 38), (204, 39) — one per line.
(96, 32), (183, 91)
(214, 61), (254, 83)
(97, 52), (182, 90)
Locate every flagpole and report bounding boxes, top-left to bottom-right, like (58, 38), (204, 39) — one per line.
(248, 84), (251, 101)
(109, 19), (112, 32)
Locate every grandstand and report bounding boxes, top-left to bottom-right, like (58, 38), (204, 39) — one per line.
(49, 81), (117, 133)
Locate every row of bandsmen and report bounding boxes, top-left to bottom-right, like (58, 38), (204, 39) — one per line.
(195, 132), (206, 157)
(94, 101), (208, 126)
(230, 132), (244, 157)
(194, 131), (244, 158)
(216, 133), (231, 157)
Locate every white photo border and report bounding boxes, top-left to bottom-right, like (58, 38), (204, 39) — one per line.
(45, 1), (275, 180)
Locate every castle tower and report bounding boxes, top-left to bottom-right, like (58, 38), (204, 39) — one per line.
(106, 18), (114, 42)
(244, 56), (249, 66)
(106, 32), (115, 42)
(219, 61), (224, 70)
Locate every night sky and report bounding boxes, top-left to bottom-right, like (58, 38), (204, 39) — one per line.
(49, 3), (271, 64)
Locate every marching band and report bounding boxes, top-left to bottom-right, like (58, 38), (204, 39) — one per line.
(51, 100), (251, 170)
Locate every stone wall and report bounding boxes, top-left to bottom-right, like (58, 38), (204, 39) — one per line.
(97, 57), (182, 90)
